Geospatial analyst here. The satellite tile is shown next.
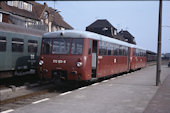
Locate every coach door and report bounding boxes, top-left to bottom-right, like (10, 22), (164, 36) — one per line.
(91, 40), (98, 78)
(127, 47), (130, 71)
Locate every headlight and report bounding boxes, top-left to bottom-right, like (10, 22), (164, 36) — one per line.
(77, 62), (82, 67)
(39, 60), (44, 66)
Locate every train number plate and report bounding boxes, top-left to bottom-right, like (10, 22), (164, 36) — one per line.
(53, 60), (67, 64)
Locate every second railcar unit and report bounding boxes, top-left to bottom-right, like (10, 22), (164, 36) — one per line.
(0, 23), (45, 78)
(38, 30), (146, 81)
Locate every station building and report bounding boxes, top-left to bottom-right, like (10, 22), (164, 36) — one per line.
(86, 19), (136, 45)
(0, 1), (73, 32)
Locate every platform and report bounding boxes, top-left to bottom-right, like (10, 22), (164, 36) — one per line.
(4, 65), (170, 113)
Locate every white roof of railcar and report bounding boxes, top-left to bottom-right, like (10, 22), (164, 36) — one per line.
(43, 30), (145, 50)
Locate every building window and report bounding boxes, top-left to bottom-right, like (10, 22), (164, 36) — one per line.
(23, 2), (28, 11)
(7, 1), (13, 6)
(12, 38), (24, 52)
(28, 40), (38, 53)
(114, 30), (117, 35)
(44, 11), (49, 24)
(0, 36), (6, 52)
(0, 13), (2, 22)
(28, 3), (32, 12)
(18, 1), (23, 9)
(60, 27), (65, 30)
(13, 1), (18, 7)
(44, 11), (48, 19)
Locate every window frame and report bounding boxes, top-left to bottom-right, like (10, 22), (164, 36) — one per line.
(0, 36), (7, 52)
(52, 38), (71, 55)
(71, 38), (84, 55)
(12, 38), (24, 52)
(41, 38), (52, 55)
(28, 40), (38, 53)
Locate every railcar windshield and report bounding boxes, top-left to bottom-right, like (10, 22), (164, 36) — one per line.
(42, 38), (52, 54)
(52, 38), (70, 54)
(41, 38), (84, 55)
(71, 39), (83, 55)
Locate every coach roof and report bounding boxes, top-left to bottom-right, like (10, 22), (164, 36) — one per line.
(43, 30), (141, 48)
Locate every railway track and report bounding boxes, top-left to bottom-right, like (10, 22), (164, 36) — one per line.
(0, 81), (87, 112)
(0, 89), (49, 105)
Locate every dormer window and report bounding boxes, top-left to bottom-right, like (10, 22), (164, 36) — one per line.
(0, 13), (2, 22)
(44, 11), (48, 19)
(114, 30), (117, 35)
(6, 1), (32, 12)
(44, 11), (49, 24)
(7, 1), (13, 6)
(23, 2), (28, 10)
(18, 1), (23, 9)
(28, 3), (32, 12)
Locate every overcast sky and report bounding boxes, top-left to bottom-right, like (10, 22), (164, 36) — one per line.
(37, 1), (170, 53)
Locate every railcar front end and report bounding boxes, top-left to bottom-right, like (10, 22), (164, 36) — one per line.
(38, 37), (91, 81)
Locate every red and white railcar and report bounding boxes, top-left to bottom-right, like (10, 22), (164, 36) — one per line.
(38, 30), (146, 81)
(130, 45), (146, 70)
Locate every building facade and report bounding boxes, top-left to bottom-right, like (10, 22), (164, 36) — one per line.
(118, 30), (136, 45)
(0, 1), (73, 32)
(86, 19), (117, 38)
(86, 19), (136, 45)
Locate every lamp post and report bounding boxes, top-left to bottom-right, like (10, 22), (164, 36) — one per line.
(156, 0), (162, 86)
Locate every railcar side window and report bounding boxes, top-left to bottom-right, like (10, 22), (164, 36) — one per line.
(99, 41), (107, 55)
(113, 44), (119, 56)
(119, 45), (123, 56)
(88, 40), (92, 55)
(28, 40), (38, 53)
(71, 39), (84, 55)
(52, 38), (70, 54)
(0, 36), (6, 52)
(12, 38), (24, 52)
(125, 47), (128, 56)
(107, 43), (112, 55)
(133, 49), (136, 56)
(42, 38), (52, 54)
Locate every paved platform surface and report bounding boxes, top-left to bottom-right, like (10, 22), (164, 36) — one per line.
(144, 69), (170, 113)
(5, 65), (170, 113)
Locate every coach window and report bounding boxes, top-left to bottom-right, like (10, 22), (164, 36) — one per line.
(0, 36), (6, 52)
(88, 39), (92, 55)
(42, 38), (52, 54)
(12, 38), (24, 52)
(52, 38), (70, 54)
(125, 47), (128, 56)
(119, 45), (123, 56)
(107, 43), (112, 56)
(136, 49), (138, 56)
(113, 44), (119, 56)
(71, 38), (84, 55)
(99, 41), (103, 55)
(133, 49), (136, 56)
(136, 49), (139, 56)
(143, 51), (146, 57)
(28, 40), (38, 53)
(99, 41), (107, 55)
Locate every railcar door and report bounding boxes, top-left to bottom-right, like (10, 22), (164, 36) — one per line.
(127, 47), (130, 71)
(91, 40), (98, 78)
